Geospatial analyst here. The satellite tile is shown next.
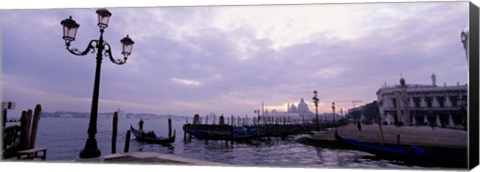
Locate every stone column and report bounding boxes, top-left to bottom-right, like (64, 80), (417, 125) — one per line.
(420, 96), (427, 107)
(432, 96), (440, 107)
(445, 96), (452, 107)
(409, 97), (415, 108)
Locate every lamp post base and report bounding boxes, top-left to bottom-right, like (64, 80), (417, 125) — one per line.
(79, 138), (101, 158)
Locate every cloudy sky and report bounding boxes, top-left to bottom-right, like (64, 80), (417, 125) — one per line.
(1, 2), (469, 116)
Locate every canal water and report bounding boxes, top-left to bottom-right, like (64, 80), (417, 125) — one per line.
(35, 116), (423, 169)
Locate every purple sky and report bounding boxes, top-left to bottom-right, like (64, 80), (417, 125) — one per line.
(1, 2), (469, 116)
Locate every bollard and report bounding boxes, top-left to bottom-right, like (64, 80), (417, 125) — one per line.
(168, 118), (172, 138)
(124, 130), (131, 153)
(112, 112), (118, 154)
(29, 104), (42, 149)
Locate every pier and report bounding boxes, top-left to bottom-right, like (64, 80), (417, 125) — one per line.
(296, 123), (468, 167)
(302, 123), (467, 149)
(182, 114), (346, 142)
(2, 104), (47, 160)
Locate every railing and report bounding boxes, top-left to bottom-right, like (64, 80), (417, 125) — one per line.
(2, 104), (47, 160)
(2, 123), (21, 158)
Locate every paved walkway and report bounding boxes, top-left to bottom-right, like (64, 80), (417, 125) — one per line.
(100, 152), (225, 165)
(312, 124), (467, 149)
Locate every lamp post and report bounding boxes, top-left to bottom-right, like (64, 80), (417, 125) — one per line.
(312, 90), (319, 130)
(332, 102), (336, 126)
(460, 30), (468, 62)
(60, 9), (135, 158)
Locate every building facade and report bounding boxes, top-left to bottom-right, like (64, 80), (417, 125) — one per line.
(376, 74), (467, 128)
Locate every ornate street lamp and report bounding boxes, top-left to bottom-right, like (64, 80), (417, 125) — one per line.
(460, 30), (468, 62)
(60, 9), (135, 159)
(312, 90), (319, 130)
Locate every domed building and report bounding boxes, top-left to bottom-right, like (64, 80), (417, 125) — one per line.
(297, 98), (310, 116)
(270, 98), (314, 119)
(286, 98), (313, 117)
(287, 104), (297, 113)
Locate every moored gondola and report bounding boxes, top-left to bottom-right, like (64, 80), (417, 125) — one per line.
(334, 131), (429, 158)
(333, 131), (468, 167)
(130, 125), (175, 145)
(183, 124), (258, 141)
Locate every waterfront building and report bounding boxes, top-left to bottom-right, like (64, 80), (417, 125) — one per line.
(376, 74), (467, 128)
(347, 106), (365, 121)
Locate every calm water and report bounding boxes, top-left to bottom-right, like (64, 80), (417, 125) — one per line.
(35, 117), (420, 169)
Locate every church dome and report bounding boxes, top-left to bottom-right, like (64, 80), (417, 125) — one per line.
(298, 98), (309, 114)
(290, 104), (297, 113)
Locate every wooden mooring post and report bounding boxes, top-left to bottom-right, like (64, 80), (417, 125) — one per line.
(20, 111), (31, 150)
(230, 115), (235, 144)
(29, 105), (42, 149)
(193, 114), (200, 125)
(184, 130), (187, 142)
(168, 118), (172, 138)
(111, 112), (118, 154)
(2, 108), (6, 127)
(124, 130), (131, 153)
(219, 115), (225, 125)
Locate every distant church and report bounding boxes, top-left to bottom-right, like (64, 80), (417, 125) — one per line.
(286, 98), (313, 117)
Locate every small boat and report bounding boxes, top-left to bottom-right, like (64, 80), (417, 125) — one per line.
(334, 132), (429, 158)
(334, 132), (469, 167)
(130, 125), (175, 145)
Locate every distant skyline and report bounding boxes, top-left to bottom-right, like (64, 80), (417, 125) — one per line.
(1, 2), (469, 117)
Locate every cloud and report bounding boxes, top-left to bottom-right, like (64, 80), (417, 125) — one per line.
(1, 2), (469, 115)
(172, 78), (201, 86)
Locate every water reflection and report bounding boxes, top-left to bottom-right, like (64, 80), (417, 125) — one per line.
(37, 117), (430, 169)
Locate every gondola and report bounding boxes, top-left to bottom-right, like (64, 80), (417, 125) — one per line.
(334, 132), (468, 167)
(334, 132), (428, 158)
(130, 125), (176, 145)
